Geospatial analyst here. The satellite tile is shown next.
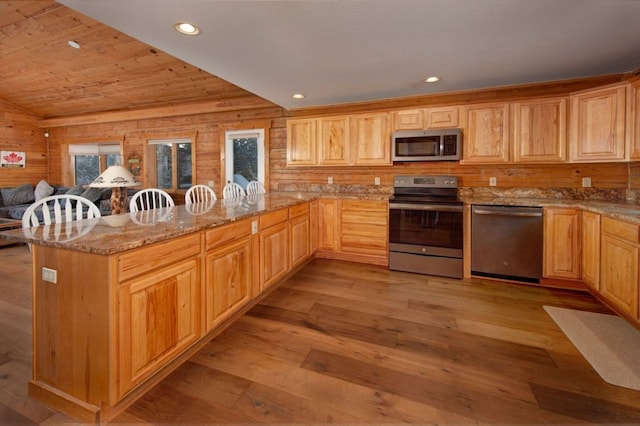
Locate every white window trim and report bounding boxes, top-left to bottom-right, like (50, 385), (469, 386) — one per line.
(224, 129), (265, 185)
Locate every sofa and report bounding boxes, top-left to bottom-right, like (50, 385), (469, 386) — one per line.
(0, 180), (139, 220)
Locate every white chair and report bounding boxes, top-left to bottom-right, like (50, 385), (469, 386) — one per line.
(185, 184), (217, 205)
(129, 188), (175, 212)
(223, 182), (246, 199)
(22, 194), (101, 245)
(246, 180), (266, 194)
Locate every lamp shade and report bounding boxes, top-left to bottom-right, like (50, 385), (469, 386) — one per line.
(89, 165), (141, 188)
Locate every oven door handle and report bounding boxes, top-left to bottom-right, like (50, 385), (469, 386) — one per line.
(389, 203), (463, 212)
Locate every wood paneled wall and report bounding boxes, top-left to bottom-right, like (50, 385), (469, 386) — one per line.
(0, 99), (47, 187)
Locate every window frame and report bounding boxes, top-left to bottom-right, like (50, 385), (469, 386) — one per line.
(145, 133), (197, 194)
(219, 121), (270, 192)
(67, 142), (123, 185)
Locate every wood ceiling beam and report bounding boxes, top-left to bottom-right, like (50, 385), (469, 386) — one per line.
(38, 96), (277, 128)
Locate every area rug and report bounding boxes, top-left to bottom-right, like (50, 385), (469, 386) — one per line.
(544, 305), (640, 391)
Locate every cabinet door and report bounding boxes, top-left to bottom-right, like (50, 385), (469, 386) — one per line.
(424, 106), (459, 129)
(460, 102), (510, 163)
(631, 81), (640, 159)
(512, 97), (567, 163)
(286, 118), (317, 166)
(351, 113), (391, 165)
(204, 237), (252, 331)
(600, 217), (639, 318)
(309, 200), (319, 253)
(318, 116), (350, 165)
(582, 211), (600, 290)
(339, 199), (388, 259)
(569, 84), (627, 162)
(290, 213), (310, 268)
(260, 222), (290, 291)
(118, 259), (200, 397)
(392, 109), (423, 130)
(543, 208), (581, 279)
(318, 198), (339, 251)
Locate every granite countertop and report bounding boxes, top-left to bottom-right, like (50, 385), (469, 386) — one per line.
(0, 192), (321, 255)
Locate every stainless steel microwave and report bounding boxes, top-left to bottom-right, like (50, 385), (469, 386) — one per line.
(392, 128), (462, 161)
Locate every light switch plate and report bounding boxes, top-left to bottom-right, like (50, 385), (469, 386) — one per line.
(328, 176), (333, 184)
(489, 177), (497, 186)
(374, 177), (380, 185)
(582, 177), (592, 188)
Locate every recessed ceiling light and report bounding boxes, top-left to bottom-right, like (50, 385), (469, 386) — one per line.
(174, 22), (200, 36)
(424, 76), (440, 83)
(67, 40), (81, 49)
(292, 93), (305, 99)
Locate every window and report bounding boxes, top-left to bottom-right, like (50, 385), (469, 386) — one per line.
(225, 129), (265, 189)
(69, 144), (122, 185)
(148, 138), (193, 191)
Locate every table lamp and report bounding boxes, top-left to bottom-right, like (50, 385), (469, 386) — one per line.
(89, 165), (141, 214)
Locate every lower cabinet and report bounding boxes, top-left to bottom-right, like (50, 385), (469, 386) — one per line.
(260, 208), (290, 291)
(290, 203), (310, 268)
(117, 258), (201, 398)
(600, 217), (639, 318)
(581, 210), (601, 289)
(543, 207), (582, 279)
(316, 198), (388, 265)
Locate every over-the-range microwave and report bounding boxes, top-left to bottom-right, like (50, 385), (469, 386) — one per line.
(392, 128), (462, 162)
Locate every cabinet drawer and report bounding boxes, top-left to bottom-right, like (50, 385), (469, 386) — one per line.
(602, 216), (639, 244)
(260, 208), (288, 229)
(289, 202), (309, 218)
(118, 234), (201, 282)
(205, 219), (252, 251)
(340, 199), (387, 213)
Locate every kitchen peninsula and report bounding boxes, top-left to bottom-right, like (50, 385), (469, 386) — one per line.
(0, 192), (320, 423)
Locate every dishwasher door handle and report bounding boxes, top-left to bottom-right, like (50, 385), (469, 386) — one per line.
(473, 208), (542, 218)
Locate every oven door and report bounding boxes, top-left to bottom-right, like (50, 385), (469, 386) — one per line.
(389, 202), (463, 257)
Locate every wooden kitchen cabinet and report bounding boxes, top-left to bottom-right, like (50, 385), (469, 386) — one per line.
(309, 199), (319, 253)
(543, 207), (581, 280)
(118, 258), (200, 397)
(290, 202), (310, 268)
(351, 113), (392, 165)
(600, 216), (639, 318)
(392, 106), (460, 130)
(630, 80), (640, 159)
(259, 208), (290, 291)
(581, 210), (601, 290)
(569, 83), (628, 162)
(286, 118), (317, 166)
(318, 198), (339, 251)
(204, 219), (253, 332)
(318, 116), (350, 165)
(460, 102), (510, 163)
(339, 199), (388, 264)
(512, 97), (567, 163)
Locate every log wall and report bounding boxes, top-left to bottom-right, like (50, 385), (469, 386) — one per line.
(0, 99), (47, 187)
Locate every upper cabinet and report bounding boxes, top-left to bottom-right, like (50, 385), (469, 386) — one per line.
(392, 106), (460, 130)
(351, 113), (391, 165)
(512, 97), (567, 163)
(569, 83), (629, 162)
(460, 102), (510, 164)
(286, 112), (391, 167)
(630, 79), (640, 160)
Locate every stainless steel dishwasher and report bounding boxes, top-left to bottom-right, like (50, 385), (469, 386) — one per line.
(471, 205), (543, 283)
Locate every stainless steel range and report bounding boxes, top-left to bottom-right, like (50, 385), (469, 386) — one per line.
(388, 175), (463, 279)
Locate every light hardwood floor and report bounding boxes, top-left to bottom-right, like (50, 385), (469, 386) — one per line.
(2, 242), (640, 424)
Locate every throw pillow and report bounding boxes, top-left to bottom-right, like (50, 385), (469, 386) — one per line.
(34, 179), (55, 201)
(65, 184), (85, 196)
(0, 183), (35, 206)
(80, 187), (102, 203)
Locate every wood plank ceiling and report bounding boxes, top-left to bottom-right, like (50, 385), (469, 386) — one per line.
(0, 1), (270, 119)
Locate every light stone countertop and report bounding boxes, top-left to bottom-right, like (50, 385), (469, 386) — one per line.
(0, 192), (322, 255)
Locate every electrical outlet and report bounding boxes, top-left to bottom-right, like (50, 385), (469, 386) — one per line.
(207, 180), (214, 187)
(251, 220), (258, 235)
(328, 176), (333, 184)
(489, 177), (497, 186)
(374, 177), (380, 186)
(582, 177), (592, 188)
(42, 267), (57, 283)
